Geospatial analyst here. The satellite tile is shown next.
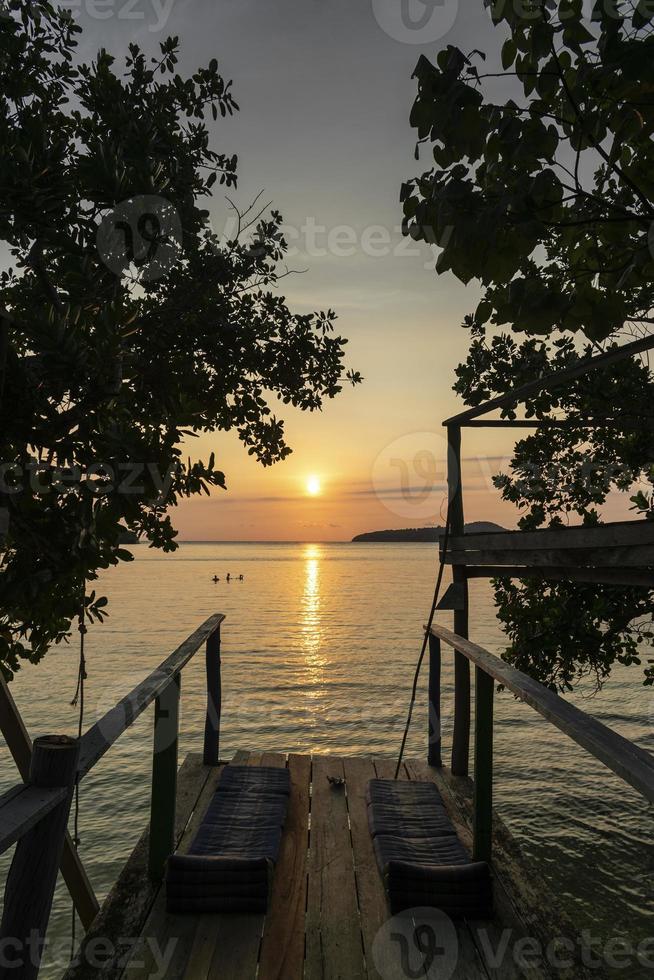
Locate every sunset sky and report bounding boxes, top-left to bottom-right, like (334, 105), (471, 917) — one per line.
(63, 1), (628, 540)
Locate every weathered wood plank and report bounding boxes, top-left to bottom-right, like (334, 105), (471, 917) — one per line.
(405, 760), (525, 980)
(259, 753), (310, 980)
(64, 753), (212, 980)
(1, 736), (80, 980)
(119, 755), (229, 980)
(78, 615), (225, 779)
(444, 544), (654, 568)
(0, 782), (66, 854)
(464, 565), (654, 588)
(183, 751), (270, 980)
(444, 332), (654, 426)
(448, 424), (471, 779)
(260, 751), (287, 768)
(446, 519), (654, 554)
(395, 759), (491, 980)
(305, 756), (365, 980)
(427, 623), (654, 804)
(0, 676), (100, 930)
(343, 757), (387, 980)
(410, 761), (592, 980)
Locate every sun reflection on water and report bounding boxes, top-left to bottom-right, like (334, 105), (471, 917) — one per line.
(301, 544), (326, 690)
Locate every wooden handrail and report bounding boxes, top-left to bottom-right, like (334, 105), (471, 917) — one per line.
(426, 622), (654, 805)
(0, 614), (225, 858)
(0, 784), (67, 854)
(77, 613), (224, 778)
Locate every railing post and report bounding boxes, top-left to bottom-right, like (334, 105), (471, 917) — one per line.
(0, 676), (99, 930)
(0, 735), (80, 980)
(148, 674), (180, 881)
(428, 633), (442, 767)
(447, 424), (470, 776)
(203, 625), (222, 766)
(473, 666), (494, 863)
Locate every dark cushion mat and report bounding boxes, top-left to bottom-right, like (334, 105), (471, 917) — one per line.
(166, 766), (290, 914)
(367, 779), (492, 919)
(368, 803), (456, 838)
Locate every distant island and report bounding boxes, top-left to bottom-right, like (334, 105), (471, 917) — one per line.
(351, 522), (505, 543)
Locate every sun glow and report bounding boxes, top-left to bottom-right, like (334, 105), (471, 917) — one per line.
(306, 475), (321, 497)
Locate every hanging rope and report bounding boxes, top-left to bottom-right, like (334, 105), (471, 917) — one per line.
(69, 585), (87, 960)
(394, 505), (451, 779)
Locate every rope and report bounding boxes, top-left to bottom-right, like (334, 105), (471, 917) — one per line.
(394, 506), (451, 779)
(69, 589), (87, 961)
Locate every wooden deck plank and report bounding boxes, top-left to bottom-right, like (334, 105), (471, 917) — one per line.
(342, 756), (387, 980)
(121, 758), (228, 980)
(258, 753), (311, 980)
(416, 762), (588, 980)
(400, 759), (492, 980)
(305, 756), (366, 980)
(83, 750), (589, 980)
(260, 751), (287, 767)
(63, 753), (212, 980)
(200, 751), (287, 979)
(185, 750), (264, 980)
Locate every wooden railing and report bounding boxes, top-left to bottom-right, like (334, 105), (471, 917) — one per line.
(0, 613), (224, 979)
(425, 621), (654, 865)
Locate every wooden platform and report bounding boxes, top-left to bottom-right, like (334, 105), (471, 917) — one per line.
(65, 751), (585, 980)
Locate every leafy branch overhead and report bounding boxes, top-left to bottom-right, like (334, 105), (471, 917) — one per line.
(404, 0), (654, 689)
(0, 1), (359, 678)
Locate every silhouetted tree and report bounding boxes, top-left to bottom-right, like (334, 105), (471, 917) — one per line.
(0, 1), (359, 677)
(403, 0), (654, 689)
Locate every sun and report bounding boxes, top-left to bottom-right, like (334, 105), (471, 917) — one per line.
(306, 475), (321, 497)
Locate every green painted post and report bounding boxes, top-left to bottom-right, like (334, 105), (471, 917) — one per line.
(428, 633), (442, 767)
(473, 666), (494, 863)
(148, 673), (180, 880)
(203, 625), (222, 766)
(447, 424), (470, 776)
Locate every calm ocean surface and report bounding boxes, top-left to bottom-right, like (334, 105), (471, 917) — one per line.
(1, 541), (652, 976)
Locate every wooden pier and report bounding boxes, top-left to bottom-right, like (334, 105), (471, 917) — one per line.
(63, 749), (579, 980)
(2, 338), (654, 979)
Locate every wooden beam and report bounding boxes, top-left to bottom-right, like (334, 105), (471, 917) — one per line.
(202, 624), (221, 766)
(473, 667), (493, 863)
(444, 544), (654, 568)
(0, 783), (66, 855)
(78, 614), (224, 778)
(427, 633), (442, 768)
(426, 623), (654, 804)
(447, 424), (470, 778)
(462, 416), (654, 428)
(464, 565), (654, 588)
(148, 674), (180, 881)
(447, 519), (654, 553)
(0, 736), (79, 980)
(444, 333), (654, 426)
(0, 677), (99, 929)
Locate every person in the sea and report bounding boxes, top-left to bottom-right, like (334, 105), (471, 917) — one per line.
(226, 573), (231, 582)
(212, 575), (219, 583)
(239, 574), (244, 581)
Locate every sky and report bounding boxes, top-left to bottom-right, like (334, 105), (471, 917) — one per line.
(55, 0), (629, 540)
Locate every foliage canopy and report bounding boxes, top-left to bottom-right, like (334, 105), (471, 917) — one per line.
(0, 1), (359, 678)
(403, 0), (654, 690)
